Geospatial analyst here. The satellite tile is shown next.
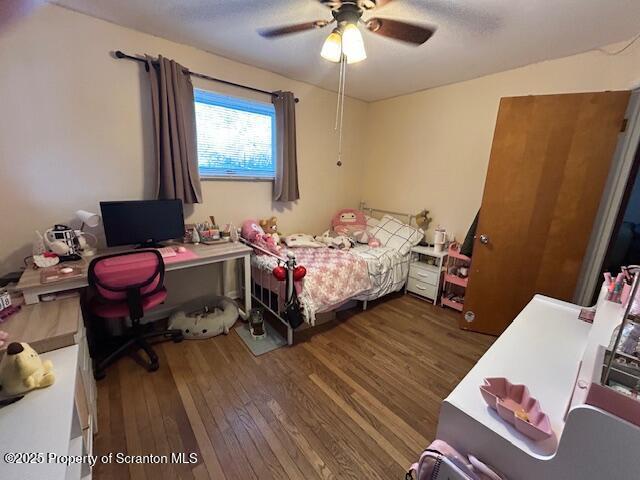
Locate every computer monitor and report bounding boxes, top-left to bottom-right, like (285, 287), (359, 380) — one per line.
(100, 200), (185, 248)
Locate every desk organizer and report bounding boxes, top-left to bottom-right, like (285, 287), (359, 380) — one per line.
(480, 377), (553, 441)
(587, 274), (640, 427)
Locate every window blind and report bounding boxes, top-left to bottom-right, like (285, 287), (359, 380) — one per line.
(194, 89), (276, 179)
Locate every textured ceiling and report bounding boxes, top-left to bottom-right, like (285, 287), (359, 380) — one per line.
(53, 0), (640, 101)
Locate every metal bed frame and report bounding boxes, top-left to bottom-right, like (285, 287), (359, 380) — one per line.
(241, 202), (417, 345)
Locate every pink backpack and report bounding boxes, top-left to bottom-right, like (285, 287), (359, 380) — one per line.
(407, 440), (505, 480)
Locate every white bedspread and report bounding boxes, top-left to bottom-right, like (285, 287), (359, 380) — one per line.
(350, 245), (410, 301)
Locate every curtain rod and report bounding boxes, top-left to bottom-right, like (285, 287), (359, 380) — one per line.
(114, 50), (299, 103)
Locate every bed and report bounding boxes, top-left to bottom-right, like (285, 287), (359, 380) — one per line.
(244, 204), (421, 344)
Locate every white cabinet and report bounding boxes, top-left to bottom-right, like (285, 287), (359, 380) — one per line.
(405, 246), (447, 304)
(0, 345), (93, 480)
(436, 289), (640, 479)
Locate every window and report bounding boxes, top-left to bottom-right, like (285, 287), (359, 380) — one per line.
(194, 89), (276, 179)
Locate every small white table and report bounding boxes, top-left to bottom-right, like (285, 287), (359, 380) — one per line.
(405, 245), (448, 304)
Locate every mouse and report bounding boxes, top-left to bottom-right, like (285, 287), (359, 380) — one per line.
(176, 246), (187, 253)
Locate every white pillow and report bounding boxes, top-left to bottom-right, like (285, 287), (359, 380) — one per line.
(365, 215), (380, 231)
(283, 233), (324, 248)
(369, 215), (424, 255)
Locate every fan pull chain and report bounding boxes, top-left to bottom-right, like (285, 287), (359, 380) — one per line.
(336, 54), (347, 167)
(334, 52), (345, 131)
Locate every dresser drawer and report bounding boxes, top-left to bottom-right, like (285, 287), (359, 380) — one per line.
(409, 263), (439, 285)
(407, 277), (437, 299)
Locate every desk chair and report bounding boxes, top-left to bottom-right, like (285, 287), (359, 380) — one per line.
(88, 250), (183, 379)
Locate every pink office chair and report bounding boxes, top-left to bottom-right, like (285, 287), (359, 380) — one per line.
(88, 250), (183, 379)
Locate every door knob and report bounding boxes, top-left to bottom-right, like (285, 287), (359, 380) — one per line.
(479, 234), (490, 245)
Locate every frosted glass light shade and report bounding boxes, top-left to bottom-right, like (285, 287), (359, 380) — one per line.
(342, 23), (366, 64)
(321, 30), (342, 63)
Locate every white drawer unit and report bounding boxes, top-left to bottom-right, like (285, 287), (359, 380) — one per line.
(407, 277), (438, 299)
(405, 245), (447, 304)
(409, 262), (439, 285)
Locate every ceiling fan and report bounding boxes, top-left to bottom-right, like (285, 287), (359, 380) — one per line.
(258, 0), (435, 64)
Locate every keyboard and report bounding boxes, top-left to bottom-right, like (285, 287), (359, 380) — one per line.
(157, 246), (177, 258)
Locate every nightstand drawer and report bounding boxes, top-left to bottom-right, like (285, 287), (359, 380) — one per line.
(407, 277), (437, 299)
(409, 263), (439, 285)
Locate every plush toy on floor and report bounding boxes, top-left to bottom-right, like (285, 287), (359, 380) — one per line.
(169, 296), (239, 339)
(0, 342), (55, 396)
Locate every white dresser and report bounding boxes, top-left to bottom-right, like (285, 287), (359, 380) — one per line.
(0, 296), (96, 480)
(405, 245), (447, 304)
(436, 288), (640, 479)
(0, 345), (93, 480)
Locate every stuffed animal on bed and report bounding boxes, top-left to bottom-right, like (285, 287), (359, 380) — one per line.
(259, 216), (281, 245)
(315, 230), (353, 250)
(331, 208), (380, 247)
(241, 219), (281, 255)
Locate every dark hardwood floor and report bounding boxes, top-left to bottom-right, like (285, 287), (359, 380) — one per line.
(93, 294), (494, 480)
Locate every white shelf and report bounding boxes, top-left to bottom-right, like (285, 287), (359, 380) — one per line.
(411, 245), (448, 258)
(569, 287), (625, 409)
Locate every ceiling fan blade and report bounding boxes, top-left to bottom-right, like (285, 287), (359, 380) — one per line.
(371, 0), (395, 7)
(366, 18), (435, 45)
(259, 20), (330, 38)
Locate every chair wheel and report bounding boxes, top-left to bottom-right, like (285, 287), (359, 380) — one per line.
(148, 361), (159, 372)
(94, 369), (106, 381)
(172, 333), (184, 343)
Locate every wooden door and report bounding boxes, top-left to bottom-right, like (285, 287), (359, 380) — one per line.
(462, 91), (630, 335)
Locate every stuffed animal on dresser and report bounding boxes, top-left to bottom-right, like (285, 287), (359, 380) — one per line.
(0, 342), (55, 396)
(259, 216), (281, 245)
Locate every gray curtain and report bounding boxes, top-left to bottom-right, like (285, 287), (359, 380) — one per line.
(146, 55), (202, 204)
(272, 91), (299, 202)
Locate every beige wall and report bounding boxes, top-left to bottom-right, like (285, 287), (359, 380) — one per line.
(363, 40), (640, 243)
(2, 3), (640, 283)
(0, 4), (368, 272)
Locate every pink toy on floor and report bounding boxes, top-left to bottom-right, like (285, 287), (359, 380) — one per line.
(241, 219), (281, 255)
(331, 208), (380, 247)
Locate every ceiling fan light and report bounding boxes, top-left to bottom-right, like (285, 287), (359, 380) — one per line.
(321, 29), (342, 63)
(342, 23), (366, 64)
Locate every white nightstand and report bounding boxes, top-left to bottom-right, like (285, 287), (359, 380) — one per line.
(405, 245), (448, 304)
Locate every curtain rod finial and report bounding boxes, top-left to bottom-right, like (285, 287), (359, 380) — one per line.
(114, 50), (125, 59)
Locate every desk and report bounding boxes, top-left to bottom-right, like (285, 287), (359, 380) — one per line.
(17, 242), (253, 315)
(0, 295), (81, 355)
